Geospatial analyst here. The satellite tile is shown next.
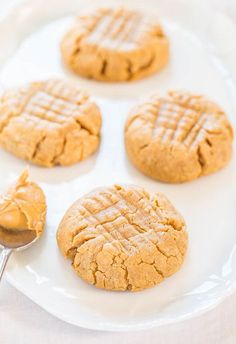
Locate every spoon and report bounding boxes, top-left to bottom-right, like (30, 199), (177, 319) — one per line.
(0, 226), (38, 282)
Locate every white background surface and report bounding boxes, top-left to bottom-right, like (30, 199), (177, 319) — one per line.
(1, 0), (236, 343)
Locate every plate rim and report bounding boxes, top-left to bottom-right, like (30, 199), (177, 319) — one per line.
(6, 272), (236, 331)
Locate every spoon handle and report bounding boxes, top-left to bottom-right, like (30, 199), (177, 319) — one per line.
(0, 248), (12, 282)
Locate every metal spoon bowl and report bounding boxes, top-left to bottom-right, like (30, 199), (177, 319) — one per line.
(0, 226), (38, 281)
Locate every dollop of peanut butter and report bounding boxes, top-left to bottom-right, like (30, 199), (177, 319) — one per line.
(0, 169), (46, 236)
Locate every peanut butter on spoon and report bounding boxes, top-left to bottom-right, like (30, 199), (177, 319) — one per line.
(0, 169), (46, 280)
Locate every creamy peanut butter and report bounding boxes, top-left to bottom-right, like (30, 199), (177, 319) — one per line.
(0, 169), (46, 237)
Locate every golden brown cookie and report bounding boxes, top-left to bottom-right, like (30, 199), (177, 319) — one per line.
(125, 91), (233, 183)
(57, 184), (188, 291)
(0, 79), (102, 167)
(61, 7), (169, 82)
(0, 169), (46, 237)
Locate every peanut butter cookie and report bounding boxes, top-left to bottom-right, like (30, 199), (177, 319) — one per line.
(0, 79), (102, 167)
(0, 169), (46, 237)
(125, 91), (233, 183)
(61, 7), (169, 82)
(57, 184), (188, 291)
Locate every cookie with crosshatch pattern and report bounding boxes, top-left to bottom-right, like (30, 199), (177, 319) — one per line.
(57, 184), (188, 291)
(61, 7), (169, 81)
(0, 79), (102, 167)
(125, 90), (233, 183)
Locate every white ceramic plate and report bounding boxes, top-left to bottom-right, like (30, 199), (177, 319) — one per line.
(1, 0), (236, 332)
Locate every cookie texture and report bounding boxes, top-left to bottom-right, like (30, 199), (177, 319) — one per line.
(125, 91), (233, 183)
(0, 169), (46, 237)
(57, 184), (187, 291)
(0, 79), (101, 167)
(61, 7), (169, 82)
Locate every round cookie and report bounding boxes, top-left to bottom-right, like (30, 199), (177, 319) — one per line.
(125, 91), (233, 183)
(61, 7), (169, 82)
(57, 184), (188, 291)
(0, 79), (102, 167)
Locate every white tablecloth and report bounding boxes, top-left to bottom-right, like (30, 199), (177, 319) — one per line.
(1, 0), (236, 343)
